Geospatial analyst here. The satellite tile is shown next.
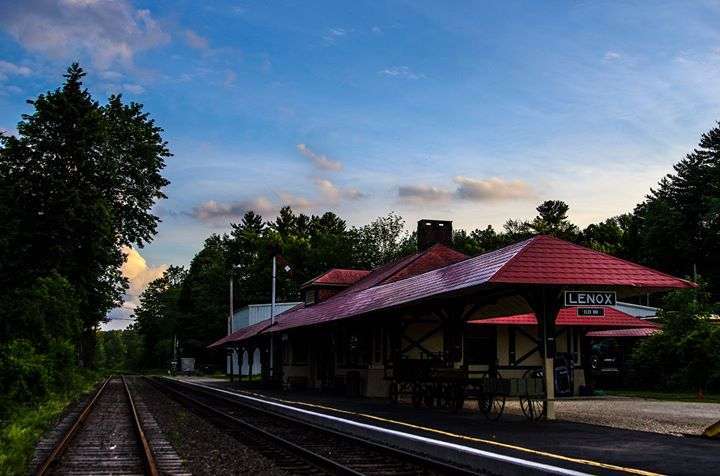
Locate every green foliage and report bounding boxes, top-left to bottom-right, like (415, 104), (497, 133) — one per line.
(0, 63), (170, 365)
(631, 123), (720, 296)
(0, 341), (49, 414)
(0, 273), (81, 353)
(631, 287), (720, 393)
(0, 371), (100, 475)
(95, 329), (143, 372)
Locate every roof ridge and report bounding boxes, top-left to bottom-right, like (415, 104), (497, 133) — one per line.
(487, 235), (541, 282)
(376, 245), (439, 285)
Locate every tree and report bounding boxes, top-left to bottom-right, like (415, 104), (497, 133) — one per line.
(631, 286), (720, 396)
(0, 64), (170, 365)
(631, 124), (720, 296)
(528, 200), (580, 241)
(350, 212), (411, 268)
(133, 266), (186, 369)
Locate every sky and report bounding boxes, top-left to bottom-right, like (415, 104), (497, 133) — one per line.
(1, 1), (720, 329)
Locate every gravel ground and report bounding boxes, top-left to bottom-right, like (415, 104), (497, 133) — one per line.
(503, 397), (720, 436)
(135, 379), (287, 476)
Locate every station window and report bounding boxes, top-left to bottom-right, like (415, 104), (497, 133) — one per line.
(372, 327), (383, 363)
(464, 336), (495, 365)
(292, 337), (308, 364)
(304, 289), (316, 306)
(346, 331), (369, 367)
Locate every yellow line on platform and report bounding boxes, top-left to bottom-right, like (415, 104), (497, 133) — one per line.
(237, 390), (663, 476)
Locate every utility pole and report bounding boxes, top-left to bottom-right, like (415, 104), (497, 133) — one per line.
(228, 275), (234, 382)
(269, 255), (276, 379)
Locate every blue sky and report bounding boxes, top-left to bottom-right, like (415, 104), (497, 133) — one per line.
(2, 1), (720, 327)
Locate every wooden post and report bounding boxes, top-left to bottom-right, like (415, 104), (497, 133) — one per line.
(229, 348), (234, 383)
(525, 287), (562, 420)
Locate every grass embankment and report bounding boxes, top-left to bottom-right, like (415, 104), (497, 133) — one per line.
(0, 372), (102, 476)
(603, 389), (720, 404)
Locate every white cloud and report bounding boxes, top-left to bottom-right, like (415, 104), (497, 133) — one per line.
(398, 184), (453, 203)
(0, 0), (169, 69)
(315, 178), (366, 203)
(398, 177), (534, 204)
(454, 176), (534, 201)
(122, 246), (167, 303)
(0, 60), (32, 80)
(277, 192), (314, 211)
(184, 29), (209, 50)
(323, 27), (349, 44)
(296, 144), (342, 171)
(104, 246), (167, 330)
(122, 83), (145, 94)
(379, 66), (424, 80)
(191, 197), (275, 222)
(604, 51), (622, 61)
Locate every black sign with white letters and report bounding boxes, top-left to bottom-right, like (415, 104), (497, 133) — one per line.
(564, 290), (616, 307)
(576, 307), (605, 317)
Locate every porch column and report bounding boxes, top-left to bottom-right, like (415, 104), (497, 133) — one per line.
(525, 287), (562, 420)
(229, 347), (235, 382)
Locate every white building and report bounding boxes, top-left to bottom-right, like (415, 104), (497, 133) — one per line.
(227, 302), (301, 375)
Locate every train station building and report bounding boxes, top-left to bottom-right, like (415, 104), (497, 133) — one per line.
(209, 220), (692, 419)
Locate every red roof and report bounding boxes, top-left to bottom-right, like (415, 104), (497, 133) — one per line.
(490, 235), (692, 287)
(586, 327), (660, 338)
(469, 307), (662, 328)
(302, 268), (370, 288)
(212, 236), (692, 345)
(208, 319), (272, 348)
(334, 243), (468, 294)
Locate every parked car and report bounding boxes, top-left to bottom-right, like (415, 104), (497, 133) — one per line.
(590, 339), (622, 375)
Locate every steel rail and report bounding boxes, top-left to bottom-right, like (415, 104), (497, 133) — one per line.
(122, 376), (160, 476)
(152, 377), (480, 476)
(35, 376), (112, 476)
(35, 376), (159, 476)
(150, 377), (363, 475)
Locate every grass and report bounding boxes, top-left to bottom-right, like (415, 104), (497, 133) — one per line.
(0, 374), (102, 476)
(603, 389), (720, 404)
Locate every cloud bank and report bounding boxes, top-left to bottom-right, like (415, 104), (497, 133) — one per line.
(399, 176), (534, 204)
(0, 0), (169, 68)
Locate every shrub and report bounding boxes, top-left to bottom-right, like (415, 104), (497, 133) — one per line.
(0, 341), (49, 416)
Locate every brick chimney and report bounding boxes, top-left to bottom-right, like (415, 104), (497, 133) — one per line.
(417, 219), (453, 250)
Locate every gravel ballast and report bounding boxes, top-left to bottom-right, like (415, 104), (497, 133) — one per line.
(134, 378), (287, 476)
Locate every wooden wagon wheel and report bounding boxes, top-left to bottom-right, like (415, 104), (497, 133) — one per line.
(520, 368), (546, 421)
(479, 393), (506, 420)
(477, 369), (506, 420)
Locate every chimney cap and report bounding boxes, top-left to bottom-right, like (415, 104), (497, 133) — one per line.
(417, 219), (453, 250)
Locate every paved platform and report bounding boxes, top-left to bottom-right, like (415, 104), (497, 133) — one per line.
(175, 377), (720, 475)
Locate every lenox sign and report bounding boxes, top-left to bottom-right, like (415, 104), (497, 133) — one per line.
(564, 290), (616, 307)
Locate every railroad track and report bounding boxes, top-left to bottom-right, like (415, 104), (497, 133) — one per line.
(34, 376), (184, 476)
(150, 377), (486, 476)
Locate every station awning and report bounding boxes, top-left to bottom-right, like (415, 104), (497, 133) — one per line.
(208, 319), (273, 348)
(586, 327), (660, 338)
(468, 306), (660, 329)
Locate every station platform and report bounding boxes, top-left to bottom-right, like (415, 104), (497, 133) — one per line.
(174, 377), (719, 475)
